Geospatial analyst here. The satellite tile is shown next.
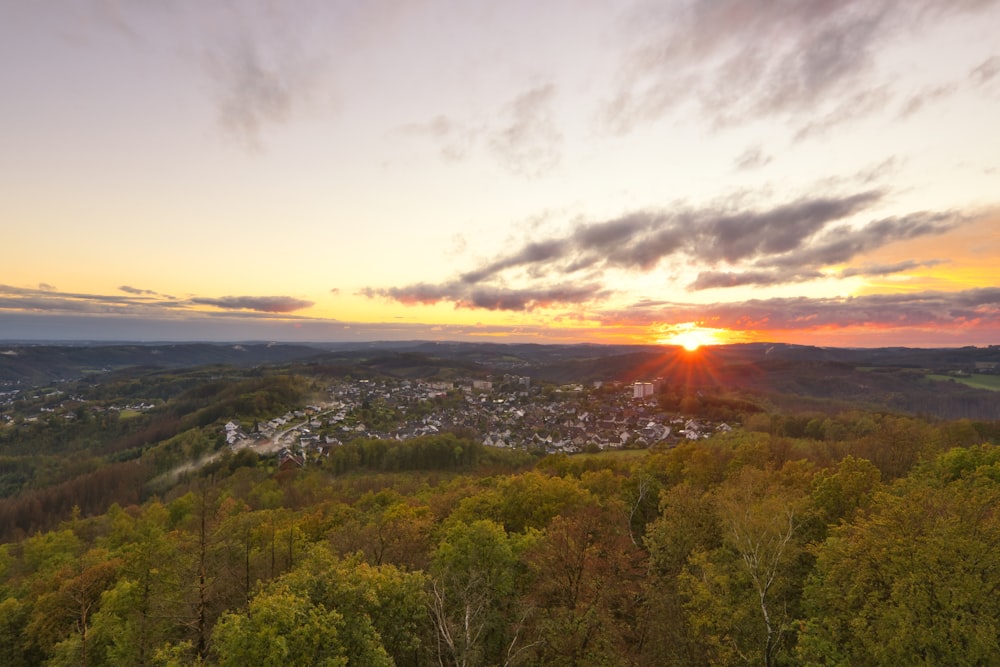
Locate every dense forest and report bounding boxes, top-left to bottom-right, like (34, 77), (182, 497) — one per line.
(1, 348), (999, 665)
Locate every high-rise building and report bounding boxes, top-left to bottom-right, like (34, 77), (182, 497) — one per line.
(633, 382), (654, 398)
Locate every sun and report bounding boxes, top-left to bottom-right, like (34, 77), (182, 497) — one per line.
(673, 330), (712, 351)
(678, 336), (704, 351)
(656, 323), (727, 350)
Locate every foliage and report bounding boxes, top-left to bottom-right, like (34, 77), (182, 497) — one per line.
(1, 356), (999, 665)
(799, 457), (1000, 665)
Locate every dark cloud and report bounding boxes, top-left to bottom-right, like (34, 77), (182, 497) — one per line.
(366, 190), (970, 308)
(0, 283), (185, 316)
(608, 0), (997, 135)
(682, 211), (961, 290)
(37, 283), (56, 291)
(119, 285), (160, 296)
(358, 283), (455, 307)
(608, 287), (1000, 332)
(363, 281), (608, 312)
(462, 283), (606, 311)
(689, 268), (824, 291)
(456, 190), (885, 285)
(460, 238), (570, 284)
(0, 285), (316, 319)
(762, 211), (961, 270)
(190, 296), (314, 313)
(692, 192), (884, 264)
(689, 257), (948, 291)
(838, 259), (946, 278)
(0, 296), (116, 314)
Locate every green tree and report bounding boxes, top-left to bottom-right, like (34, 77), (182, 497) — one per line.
(799, 455), (1000, 665)
(332, 489), (433, 570)
(681, 465), (813, 666)
(88, 502), (189, 666)
(211, 584), (355, 667)
(429, 519), (535, 667)
(641, 482), (721, 665)
(447, 471), (593, 534)
(810, 455), (881, 526)
(278, 545), (431, 667)
(0, 597), (41, 667)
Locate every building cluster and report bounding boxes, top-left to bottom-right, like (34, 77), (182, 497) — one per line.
(0, 372), (733, 467)
(222, 375), (734, 466)
(0, 385), (158, 425)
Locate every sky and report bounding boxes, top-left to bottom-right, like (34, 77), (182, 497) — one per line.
(1, 0), (999, 348)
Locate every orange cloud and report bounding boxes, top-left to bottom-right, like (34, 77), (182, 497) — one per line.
(854, 214), (1000, 294)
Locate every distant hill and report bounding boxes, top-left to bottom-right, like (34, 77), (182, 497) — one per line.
(0, 343), (326, 385)
(2, 340), (999, 420)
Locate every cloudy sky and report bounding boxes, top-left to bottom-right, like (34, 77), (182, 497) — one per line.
(2, 0), (999, 347)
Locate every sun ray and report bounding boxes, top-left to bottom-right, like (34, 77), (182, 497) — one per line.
(656, 322), (728, 350)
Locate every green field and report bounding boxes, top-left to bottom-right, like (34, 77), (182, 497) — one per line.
(928, 374), (1000, 392)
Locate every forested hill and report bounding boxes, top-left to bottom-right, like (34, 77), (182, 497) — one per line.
(0, 339), (999, 664)
(0, 343), (325, 384)
(3, 340), (1000, 420)
(3, 340), (1000, 381)
(1, 352), (1000, 664)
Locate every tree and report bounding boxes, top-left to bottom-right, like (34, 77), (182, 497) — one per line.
(211, 584), (358, 667)
(523, 503), (645, 665)
(447, 471), (593, 534)
(681, 465), (813, 666)
(640, 482), (721, 665)
(810, 455), (881, 527)
(0, 597), (42, 667)
(332, 489), (433, 570)
(90, 502), (189, 667)
(278, 545), (431, 667)
(429, 520), (535, 667)
(799, 452), (1000, 665)
(27, 549), (121, 666)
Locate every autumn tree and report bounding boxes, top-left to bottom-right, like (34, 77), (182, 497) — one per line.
(799, 446), (1000, 665)
(641, 481), (721, 665)
(27, 548), (121, 666)
(681, 464), (814, 666)
(523, 502), (645, 665)
(429, 519), (535, 667)
(88, 502), (189, 666)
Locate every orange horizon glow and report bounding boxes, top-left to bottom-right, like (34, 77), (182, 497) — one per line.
(655, 322), (735, 350)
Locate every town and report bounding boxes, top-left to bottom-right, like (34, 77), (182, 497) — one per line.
(221, 375), (734, 469)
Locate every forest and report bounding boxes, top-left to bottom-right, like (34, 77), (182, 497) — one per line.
(0, 351), (999, 665)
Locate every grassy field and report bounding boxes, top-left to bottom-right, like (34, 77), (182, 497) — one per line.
(928, 374), (1000, 392)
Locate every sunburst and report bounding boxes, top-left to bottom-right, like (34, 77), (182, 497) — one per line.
(657, 323), (726, 351)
